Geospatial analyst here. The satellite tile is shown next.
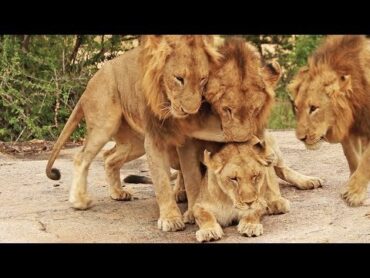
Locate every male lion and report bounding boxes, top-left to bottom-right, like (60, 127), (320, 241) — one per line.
(46, 35), (226, 232)
(288, 35), (370, 206)
(193, 135), (291, 242)
(174, 37), (323, 215)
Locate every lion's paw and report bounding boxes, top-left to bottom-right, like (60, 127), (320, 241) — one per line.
(267, 197), (290, 215)
(237, 222), (263, 237)
(110, 188), (132, 201)
(296, 176), (323, 190)
(69, 195), (93, 210)
(341, 182), (367, 207)
(195, 224), (224, 242)
(158, 214), (185, 232)
(183, 210), (195, 224)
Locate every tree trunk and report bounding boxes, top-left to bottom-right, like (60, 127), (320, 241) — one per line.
(68, 35), (84, 67)
(21, 35), (31, 52)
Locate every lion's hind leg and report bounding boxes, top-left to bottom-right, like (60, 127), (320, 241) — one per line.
(274, 165), (323, 190)
(104, 123), (145, 201)
(69, 129), (114, 210)
(265, 131), (323, 190)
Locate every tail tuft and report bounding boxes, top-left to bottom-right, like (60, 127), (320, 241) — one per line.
(48, 168), (61, 180)
(123, 175), (152, 184)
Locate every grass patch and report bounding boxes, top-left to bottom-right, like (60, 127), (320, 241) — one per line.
(268, 99), (296, 129)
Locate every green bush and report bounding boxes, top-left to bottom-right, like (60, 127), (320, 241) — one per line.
(0, 35), (137, 141)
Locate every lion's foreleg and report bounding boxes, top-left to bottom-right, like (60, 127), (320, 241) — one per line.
(341, 134), (363, 176)
(190, 114), (227, 142)
(193, 204), (224, 242)
(144, 136), (185, 232)
(173, 171), (187, 203)
(237, 210), (264, 237)
(177, 139), (203, 224)
(264, 167), (290, 215)
(341, 143), (370, 206)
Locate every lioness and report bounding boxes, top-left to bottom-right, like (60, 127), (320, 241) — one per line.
(193, 135), (291, 242)
(288, 35), (370, 206)
(46, 35), (228, 232)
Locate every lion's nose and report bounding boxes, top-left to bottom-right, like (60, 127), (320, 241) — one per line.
(299, 135), (307, 142)
(242, 200), (254, 206)
(181, 106), (199, 115)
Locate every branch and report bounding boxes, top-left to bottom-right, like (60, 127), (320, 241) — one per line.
(68, 35), (84, 67)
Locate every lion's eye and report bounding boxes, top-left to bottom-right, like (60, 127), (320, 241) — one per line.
(200, 77), (208, 86)
(309, 105), (319, 114)
(252, 174), (260, 184)
(222, 106), (233, 119)
(229, 177), (238, 185)
(175, 76), (184, 85)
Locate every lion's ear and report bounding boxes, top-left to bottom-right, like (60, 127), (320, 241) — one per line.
(203, 150), (212, 167)
(339, 74), (352, 93)
(203, 149), (224, 173)
(202, 36), (223, 66)
(287, 66), (309, 100)
(250, 135), (276, 166)
(250, 135), (266, 152)
(262, 61), (282, 88)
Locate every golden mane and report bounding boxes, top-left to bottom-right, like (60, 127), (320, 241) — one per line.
(309, 35), (369, 111)
(208, 37), (277, 135)
(139, 35), (222, 120)
(289, 35), (370, 140)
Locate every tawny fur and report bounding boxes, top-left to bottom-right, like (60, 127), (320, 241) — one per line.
(193, 139), (287, 242)
(175, 37), (322, 219)
(45, 35), (224, 232)
(288, 35), (370, 207)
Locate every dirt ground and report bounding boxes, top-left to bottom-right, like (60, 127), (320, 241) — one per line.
(1, 130), (370, 243)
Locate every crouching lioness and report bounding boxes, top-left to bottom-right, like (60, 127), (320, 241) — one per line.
(193, 136), (291, 242)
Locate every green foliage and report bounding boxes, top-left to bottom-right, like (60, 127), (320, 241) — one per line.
(0, 35), (137, 141)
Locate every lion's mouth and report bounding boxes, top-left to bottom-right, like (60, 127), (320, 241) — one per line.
(234, 201), (267, 214)
(234, 204), (253, 211)
(170, 106), (189, 119)
(304, 136), (325, 150)
(172, 111), (189, 119)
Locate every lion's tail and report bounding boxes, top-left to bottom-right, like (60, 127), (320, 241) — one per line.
(123, 171), (178, 184)
(123, 175), (153, 184)
(46, 101), (84, 180)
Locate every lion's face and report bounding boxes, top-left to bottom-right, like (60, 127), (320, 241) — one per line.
(141, 35), (221, 120)
(162, 44), (210, 118)
(289, 66), (353, 150)
(206, 39), (280, 142)
(204, 139), (272, 214)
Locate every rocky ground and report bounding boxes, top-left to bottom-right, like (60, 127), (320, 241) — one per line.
(1, 130), (370, 243)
